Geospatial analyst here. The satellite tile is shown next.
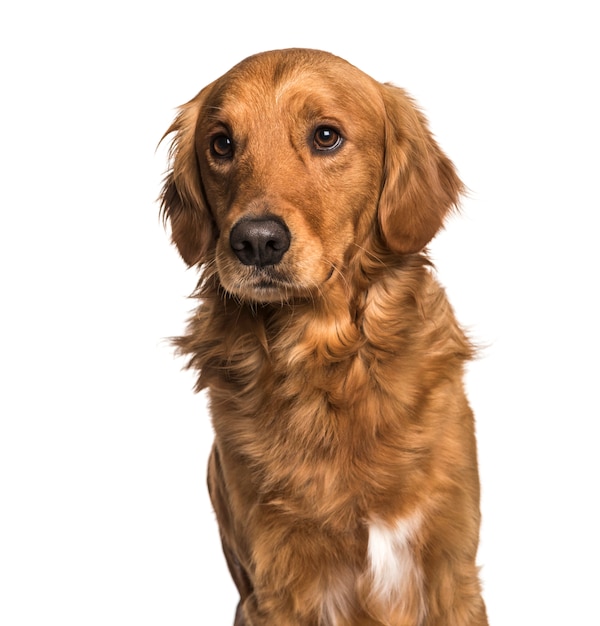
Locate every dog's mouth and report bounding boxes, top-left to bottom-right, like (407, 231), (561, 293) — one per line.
(218, 265), (298, 303)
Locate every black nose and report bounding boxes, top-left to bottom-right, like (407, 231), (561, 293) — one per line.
(229, 217), (291, 267)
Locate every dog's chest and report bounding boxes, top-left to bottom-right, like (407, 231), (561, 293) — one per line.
(318, 513), (426, 625)
(365, 512), (425, 619)
(208, 308), (419, 512)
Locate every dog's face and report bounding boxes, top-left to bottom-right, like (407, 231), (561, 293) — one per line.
(196, 52), (385, 302)
(161, 49), (463, 303)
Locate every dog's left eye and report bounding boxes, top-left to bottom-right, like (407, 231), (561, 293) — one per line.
(313, 127), (343, 152)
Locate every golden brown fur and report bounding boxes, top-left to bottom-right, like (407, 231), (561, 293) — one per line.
(160, 48), (487, 625)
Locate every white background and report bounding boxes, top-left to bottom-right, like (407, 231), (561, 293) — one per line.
(1, 1), (598, 624)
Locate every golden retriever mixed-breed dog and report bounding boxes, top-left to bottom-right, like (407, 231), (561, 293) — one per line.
(160, 48), (488, 625)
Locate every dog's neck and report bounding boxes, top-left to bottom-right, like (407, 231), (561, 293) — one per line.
(175, 250), (443, 397)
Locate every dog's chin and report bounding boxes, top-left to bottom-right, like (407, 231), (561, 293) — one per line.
(219, 271), (315, 305)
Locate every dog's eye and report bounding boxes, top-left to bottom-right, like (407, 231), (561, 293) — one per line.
(313, 127), (343, 152)
(211, 134), (234, 158)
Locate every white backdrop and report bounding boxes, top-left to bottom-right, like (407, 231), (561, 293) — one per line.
(1, 1), (598, 624)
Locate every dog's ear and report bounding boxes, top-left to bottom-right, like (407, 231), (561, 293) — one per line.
(159, 90), (215, 267)
(378, 84), (464, 255)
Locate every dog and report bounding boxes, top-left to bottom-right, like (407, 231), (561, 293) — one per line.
(160, 48), (488, 625)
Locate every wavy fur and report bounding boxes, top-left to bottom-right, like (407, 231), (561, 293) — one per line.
(160, 48), (487, 625)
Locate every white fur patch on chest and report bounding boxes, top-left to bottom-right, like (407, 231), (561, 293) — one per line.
(367, 511), (425, 620)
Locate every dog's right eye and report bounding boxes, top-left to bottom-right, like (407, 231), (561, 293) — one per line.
(211, 134), (234, 159)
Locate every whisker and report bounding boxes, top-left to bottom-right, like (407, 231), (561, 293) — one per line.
(350, 241), (386, 268)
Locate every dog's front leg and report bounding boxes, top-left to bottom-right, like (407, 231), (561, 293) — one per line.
(220, 537), (253, 624)
(234, 592), (311, 626)
(233, 601), (246, 626)
(207, 446), (257, 622)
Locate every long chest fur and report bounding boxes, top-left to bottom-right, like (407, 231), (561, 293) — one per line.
(179, 261), (471, 530)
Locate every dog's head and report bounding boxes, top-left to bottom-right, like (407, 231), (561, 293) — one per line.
(160, 49), (463, 302)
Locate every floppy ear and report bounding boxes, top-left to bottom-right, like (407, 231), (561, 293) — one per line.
(159, 89), (216, 266)
(378, 83), (464, 254)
